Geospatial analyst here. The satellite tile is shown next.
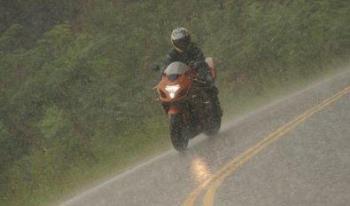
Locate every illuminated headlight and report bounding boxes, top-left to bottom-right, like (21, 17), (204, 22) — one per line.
(165, 84), (180, 99)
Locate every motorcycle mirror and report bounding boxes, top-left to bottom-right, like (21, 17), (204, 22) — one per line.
(150, 64), (160, 71)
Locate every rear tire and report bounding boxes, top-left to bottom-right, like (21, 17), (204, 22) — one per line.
(205, 116), (221, 136)
(170, 114), (189, 152)
(205, 101), (222, 136)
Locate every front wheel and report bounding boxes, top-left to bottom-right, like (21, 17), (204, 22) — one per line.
(169, 114), (189, 152)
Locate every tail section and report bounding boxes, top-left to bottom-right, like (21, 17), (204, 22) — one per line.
(205, 57), (216, 80)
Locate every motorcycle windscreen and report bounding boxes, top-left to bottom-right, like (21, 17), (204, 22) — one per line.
(164, 61), (190, 76)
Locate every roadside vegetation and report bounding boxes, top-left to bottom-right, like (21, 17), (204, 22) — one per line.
(0, 1), (349, 205)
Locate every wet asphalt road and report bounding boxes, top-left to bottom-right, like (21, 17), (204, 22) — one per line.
(62, 69), (350, 206)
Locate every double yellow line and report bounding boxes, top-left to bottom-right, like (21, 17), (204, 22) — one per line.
(183, 85), (350, 206)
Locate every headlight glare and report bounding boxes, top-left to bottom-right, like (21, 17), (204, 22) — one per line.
(165, 84), (180, 99)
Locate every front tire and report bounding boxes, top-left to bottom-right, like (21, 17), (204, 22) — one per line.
(170, 114), (189, 152)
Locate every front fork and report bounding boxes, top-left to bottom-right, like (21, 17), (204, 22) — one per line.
(164, 103), (199, 137)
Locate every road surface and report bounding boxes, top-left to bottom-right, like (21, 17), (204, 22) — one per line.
(62, 69), (350, 206)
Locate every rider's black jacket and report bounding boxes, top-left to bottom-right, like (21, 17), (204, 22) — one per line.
(161, 42), (209, 81)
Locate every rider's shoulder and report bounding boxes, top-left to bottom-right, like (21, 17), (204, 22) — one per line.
(189, 42), (202, 53)
(168, 48), (178, 57)
(165, 49), (178, 62)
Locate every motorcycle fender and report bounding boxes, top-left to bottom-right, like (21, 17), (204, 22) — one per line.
(168, 106), (181, 116)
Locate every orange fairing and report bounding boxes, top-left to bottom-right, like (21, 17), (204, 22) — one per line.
(155, 59), (216, 115)
(156, 71), (193, 103)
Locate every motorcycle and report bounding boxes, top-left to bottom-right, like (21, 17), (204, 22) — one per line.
(154, 57), (222, 151)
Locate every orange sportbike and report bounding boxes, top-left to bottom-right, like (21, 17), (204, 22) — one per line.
(155, 57), (222, 151)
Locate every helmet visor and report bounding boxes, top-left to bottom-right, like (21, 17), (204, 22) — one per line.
(173, 38), (190, 52)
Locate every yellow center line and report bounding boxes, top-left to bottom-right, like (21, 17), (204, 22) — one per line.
(182, 85), (350, 206)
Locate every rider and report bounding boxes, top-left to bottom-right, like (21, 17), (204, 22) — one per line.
(161, 27), (211, 82)
(161, 27), (222, 116)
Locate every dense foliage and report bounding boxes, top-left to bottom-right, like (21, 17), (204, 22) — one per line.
(0, 0), (349, 205)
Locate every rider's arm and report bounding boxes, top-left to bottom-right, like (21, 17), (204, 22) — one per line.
(161, 49), (178, 74)
(190, 45), (210, 81)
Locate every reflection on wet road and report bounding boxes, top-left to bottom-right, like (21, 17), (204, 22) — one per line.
(190, 156), (212, 184)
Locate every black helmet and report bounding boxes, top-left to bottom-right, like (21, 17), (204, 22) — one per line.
(171, 27), (191, 52)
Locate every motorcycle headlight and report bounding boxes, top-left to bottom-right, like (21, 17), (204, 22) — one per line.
(165, 84), (180, 99)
